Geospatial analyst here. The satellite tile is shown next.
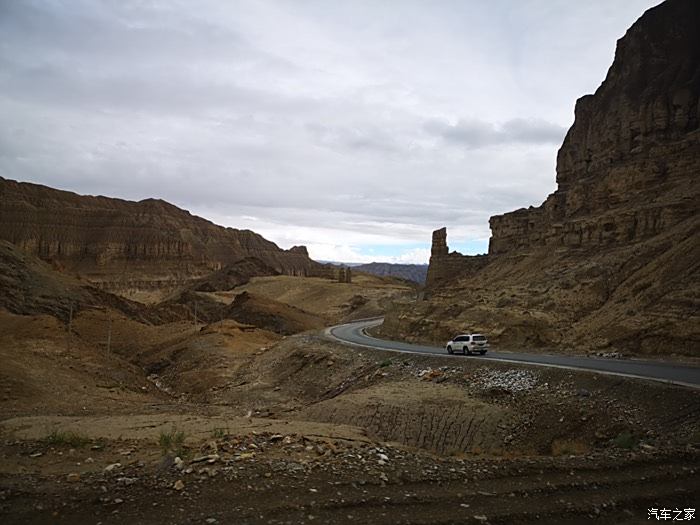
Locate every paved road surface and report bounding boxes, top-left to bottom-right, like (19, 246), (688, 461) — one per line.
(328, 318), (700, 389)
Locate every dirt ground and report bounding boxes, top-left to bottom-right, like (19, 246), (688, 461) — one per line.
(1, 309), (698, 524)
(207, 274), (415, 324)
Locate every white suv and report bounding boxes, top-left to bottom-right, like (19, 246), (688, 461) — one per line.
(446, 334), (489, 355)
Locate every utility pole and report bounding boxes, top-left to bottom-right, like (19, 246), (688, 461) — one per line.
(66, 303), (73, 351)
(106, 310), (112, 355)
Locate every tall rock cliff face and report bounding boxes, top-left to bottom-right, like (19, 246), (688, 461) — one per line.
(0, 177), (321, 297)
(489, 0), (699, 255)
(381, 0), (700, 358)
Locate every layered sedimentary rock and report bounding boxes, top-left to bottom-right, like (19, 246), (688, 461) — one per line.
(381, 0), (700, 357)
(337, 267), (353, 284)
(0, 240), (183, 324)
(425, 228), (489, 289)
(489, 0), (699, 256)
(0, 178), (321, 296)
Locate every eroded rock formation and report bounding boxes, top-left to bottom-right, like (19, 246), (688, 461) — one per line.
(425, 228), (489, 289)
(0, 240), (183, 324)
(489, 0), (699, 256)
(0, 178), (322, 296)
(337, 267), (353, 284)
(381, 0), (700, 357)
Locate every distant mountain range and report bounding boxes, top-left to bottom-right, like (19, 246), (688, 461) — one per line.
(353, 262), (428, 284)
(315, 260), (428, 284)
(315, 261), (365, 267)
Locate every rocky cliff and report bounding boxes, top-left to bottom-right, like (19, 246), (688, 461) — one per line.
(0, 178), (321, 297)
(381, 0), (700, 358)
(0, 240), (183, 324)
(425, 228), (489, 288)
(489, 0), (699, 255)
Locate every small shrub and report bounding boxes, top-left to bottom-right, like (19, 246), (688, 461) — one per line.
(379, 359), (392, 368)
(211, 427), (228, 439)
(551, 439), (589, 456)
(159, 428), (186, 456)
(613, 431), (638, 450)
(44, 429), (90, 448)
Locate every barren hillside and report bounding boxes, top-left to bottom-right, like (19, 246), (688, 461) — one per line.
(0, 177), (321, 298)
(210, 273), (415, 324)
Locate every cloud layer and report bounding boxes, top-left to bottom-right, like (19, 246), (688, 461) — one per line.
(0, 0), (659, 263)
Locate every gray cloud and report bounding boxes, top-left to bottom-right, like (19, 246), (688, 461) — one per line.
(0, 0), (659, 262)
(305, 123), (403, 154)
(424, 117), (566, 148)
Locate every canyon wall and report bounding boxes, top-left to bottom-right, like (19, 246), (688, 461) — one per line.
(427, 0), (699, 287)
(489, 0), (699, 256)
(0, 178), (322, 296)
(384, 0), (699, 357)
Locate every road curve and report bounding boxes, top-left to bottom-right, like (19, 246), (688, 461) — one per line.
(327, 318), (700, 389)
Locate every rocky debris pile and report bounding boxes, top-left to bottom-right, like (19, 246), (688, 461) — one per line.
(590, 351), (624, 359)
(147, 374), (175, 396)
(132, 432), (429, 492)
(472, 369), (538, 393)
(412, 365), (463, 382)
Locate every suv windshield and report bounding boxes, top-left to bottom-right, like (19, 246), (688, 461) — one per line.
(472, 335), (487, 341)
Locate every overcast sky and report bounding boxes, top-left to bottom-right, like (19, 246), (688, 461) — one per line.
(0, 0), (660, 263)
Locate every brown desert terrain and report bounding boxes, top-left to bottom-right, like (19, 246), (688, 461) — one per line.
(1, 1), (699, 524)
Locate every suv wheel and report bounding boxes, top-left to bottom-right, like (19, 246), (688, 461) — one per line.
(465, 347), (472, 356)
(447, 346), (453, 355)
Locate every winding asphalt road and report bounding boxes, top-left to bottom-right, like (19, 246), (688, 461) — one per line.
(327, 318), (700, 389)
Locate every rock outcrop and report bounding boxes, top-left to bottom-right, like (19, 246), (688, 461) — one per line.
(0, 178), (322, 297)
(381, 0), (700, 358)
(337, 266), (353, 284)
(0, 240), (182, 324)
(489, 0), (699, 256)
(425, 228), (489, 288)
